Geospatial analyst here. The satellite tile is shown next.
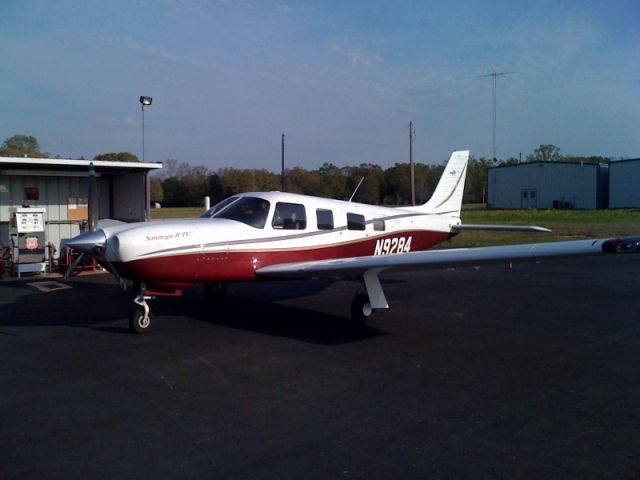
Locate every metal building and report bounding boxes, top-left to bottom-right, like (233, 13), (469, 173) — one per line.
(487, 162), (608, 209)
(609, 158), (640, 208)
(0, 157), (162, 260)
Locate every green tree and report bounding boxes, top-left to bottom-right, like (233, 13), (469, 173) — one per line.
(0, 134), (46, 158)
(161, 177), (187, 207)
(285, 167), (320, 195)
(382, 163), (442, 205)
(342, 163), (384, 204)
(150, 177), (164, 203)
(208, 173), (224, 204)
(313, 163), (347, 199)
(93, 152), (139, 162)
(218, 168), (257, 196)
(464, 156), (495, 204)
(253, 169), (280, 192)
(526, 144), (562, 162)
(181, 165), (210, 206)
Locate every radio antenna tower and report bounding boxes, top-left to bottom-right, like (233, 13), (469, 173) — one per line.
(478, 70), (514, 161)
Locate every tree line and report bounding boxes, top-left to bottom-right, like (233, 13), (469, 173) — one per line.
(1, 134), (616, 207)
(152, 144), (613, 208)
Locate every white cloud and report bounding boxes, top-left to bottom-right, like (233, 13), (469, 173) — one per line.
(330, 43), (382, 68)
(105, 33), (208, 68)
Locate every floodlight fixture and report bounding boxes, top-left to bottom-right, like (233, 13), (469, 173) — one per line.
(140, 96), (152, 107)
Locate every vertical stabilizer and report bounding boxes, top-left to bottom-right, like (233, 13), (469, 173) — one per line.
(413, 150), (469, 216)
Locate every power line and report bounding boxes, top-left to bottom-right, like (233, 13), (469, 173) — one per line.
(477, 70), (514, 161)
(281, 132), (285, 191)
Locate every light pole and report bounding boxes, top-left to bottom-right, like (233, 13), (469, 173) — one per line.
(139, 96), (152, 162)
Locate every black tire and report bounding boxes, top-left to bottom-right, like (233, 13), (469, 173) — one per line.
(350, 292), (373, 324)
(203, 282), (226, 302)
(130, 306), (153, 334)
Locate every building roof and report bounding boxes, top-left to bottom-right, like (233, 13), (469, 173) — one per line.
(609, 158), (640, 165)
(488, 161), (602, 171)
(0, 156), (162, 173)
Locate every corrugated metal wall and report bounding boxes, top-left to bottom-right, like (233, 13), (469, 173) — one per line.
(113, 173), (146, 221)
(488, 163), (600, 209)
(609, 160), (640, 208)
(1, 172), (147, 258)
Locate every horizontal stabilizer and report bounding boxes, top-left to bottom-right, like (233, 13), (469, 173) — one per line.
(453, 224), (552, 233)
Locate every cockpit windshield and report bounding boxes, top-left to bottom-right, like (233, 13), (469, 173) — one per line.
(200, 196), (270, 229)
(199, 196), (239, 218)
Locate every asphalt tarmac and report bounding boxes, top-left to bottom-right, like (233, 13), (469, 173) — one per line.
(1, 254), (639, 479)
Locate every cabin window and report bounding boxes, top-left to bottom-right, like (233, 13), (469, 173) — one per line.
(347, 212), (366, 231)
(213, 196), (270, 228)
(316, 209), (334, 230)
(272, 202), (307, 230)
(373, 219), (385, 231)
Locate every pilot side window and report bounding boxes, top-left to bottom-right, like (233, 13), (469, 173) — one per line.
(347, 212), (366, 231)
(213, 197), (270, 228)
(272, 202), (307, 230)
(316, 209), (334, 230)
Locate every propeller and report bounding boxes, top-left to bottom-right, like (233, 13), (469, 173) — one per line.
(63, 162), (126, 287)
(64, 162), (104, 279)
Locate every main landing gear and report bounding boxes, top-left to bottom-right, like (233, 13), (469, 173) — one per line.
(350, 269), (389, 324)
(350, 291), (373, 324)
(130, 282), (155, 334)
(203, 282), (226, 302)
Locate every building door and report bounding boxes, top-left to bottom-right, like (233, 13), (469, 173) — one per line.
(521, 189), (537, 208)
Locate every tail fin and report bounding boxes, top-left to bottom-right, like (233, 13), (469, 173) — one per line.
(410, 150), (469, 216)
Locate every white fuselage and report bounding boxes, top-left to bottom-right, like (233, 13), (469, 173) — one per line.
(99, 191), (459, 287)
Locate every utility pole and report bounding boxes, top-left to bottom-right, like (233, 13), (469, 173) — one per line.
(409, 121), (415, 205)
(281, 132), (285, 191)
(477, 70), (514, 161)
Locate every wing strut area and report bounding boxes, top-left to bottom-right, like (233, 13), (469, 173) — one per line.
(363, 269), (389, 309)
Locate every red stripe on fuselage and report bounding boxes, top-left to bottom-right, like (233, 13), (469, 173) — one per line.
(112, 230), (450, 284)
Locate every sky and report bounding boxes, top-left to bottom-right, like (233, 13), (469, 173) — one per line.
(1, 0), (638, 171)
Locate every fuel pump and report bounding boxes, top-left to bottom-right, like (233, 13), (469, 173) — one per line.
(9, 207), (47, 278)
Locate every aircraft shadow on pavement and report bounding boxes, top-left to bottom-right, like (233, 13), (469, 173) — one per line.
(0, 280), (130, 329)
(0, 276), (387, 345)
(156, 279), (388, 345)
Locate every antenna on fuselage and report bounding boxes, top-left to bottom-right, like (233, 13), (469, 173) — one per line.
(348, 177), (365, 202)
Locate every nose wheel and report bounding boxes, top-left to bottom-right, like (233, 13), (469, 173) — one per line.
(130, 283), (155, 334)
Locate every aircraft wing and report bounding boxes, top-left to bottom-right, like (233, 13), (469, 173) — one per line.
(453, 224), (551, 232)
(256, 236), (640, 279)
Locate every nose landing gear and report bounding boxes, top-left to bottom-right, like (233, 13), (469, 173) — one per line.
(130, 283), (155, 333)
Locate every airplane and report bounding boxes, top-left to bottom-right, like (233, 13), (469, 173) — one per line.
(65, 150), (640, 333)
